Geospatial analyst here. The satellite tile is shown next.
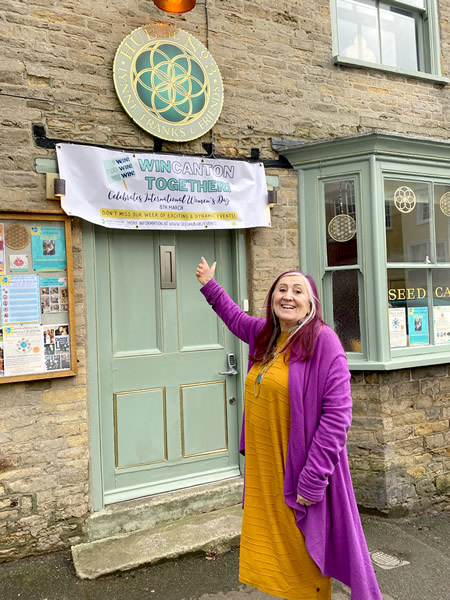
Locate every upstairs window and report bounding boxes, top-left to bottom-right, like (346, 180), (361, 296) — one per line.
(332, 0), (448, 83)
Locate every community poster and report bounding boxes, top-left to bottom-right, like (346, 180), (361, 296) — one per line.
(2, 323), (44, 376)
(31, 226), (67, 271)
(57, 144), (271, 231)
(408, 307), (429, 345)
(43, 324), (71, 371)
(40, 277), (68, 314)
(433, 306), (450, 345)
(388, 307), (407, 348)
(1, 275), (40, 325)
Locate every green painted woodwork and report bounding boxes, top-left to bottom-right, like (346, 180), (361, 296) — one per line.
(281, 132), (450, 370)
(88, 226), (242, 505)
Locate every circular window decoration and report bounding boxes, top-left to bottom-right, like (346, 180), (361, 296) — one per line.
(439, 191), (450, 217)
(328, 214), (357, 242)
(113, 24), (224, 142)
(393, 186), (416, 213)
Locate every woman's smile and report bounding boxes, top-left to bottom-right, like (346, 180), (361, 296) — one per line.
(273, 275), (311, 331)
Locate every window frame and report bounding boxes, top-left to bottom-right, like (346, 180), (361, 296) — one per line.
(330, 0), (449, 84)
(281, 132), (450, 370)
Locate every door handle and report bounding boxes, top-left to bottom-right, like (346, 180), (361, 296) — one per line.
(219, 352), (238, 376)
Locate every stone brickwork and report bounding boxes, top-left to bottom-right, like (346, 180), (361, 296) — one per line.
(0, 0), (449, 560)
(348, 365), (450, 515)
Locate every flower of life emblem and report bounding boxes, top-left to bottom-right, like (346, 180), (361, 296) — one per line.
(328, 214), (357, 242)
(440, 191), (450, 217)
(113, 24), (224, 142)
(393, 186), (416, 213)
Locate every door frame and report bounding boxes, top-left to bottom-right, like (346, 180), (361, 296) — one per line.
(83, 223), (248, 511)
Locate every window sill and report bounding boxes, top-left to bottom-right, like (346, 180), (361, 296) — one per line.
(334, 55), (449, 85)
(347, 350), (450, 371)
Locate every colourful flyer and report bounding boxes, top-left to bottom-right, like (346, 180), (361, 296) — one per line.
(1, 275), (40, 325)
(31, 226), (66, 272)
(408, 307), (429, 345)
(433, 306), (450, 345)
(389, 307), (407, 348)
(9, 254), (29, 272)
(43, 323), (70, 371)
(40, 277), (68, 314)
(3, 323), (44, 376)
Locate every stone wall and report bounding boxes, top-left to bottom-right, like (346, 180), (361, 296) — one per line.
(349, 365), (450, 515)
(0, 0), (449, 560)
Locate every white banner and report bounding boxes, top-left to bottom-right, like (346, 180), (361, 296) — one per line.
(56, 144), (270, 230)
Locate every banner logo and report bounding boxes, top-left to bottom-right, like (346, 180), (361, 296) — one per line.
(113, 24), (223, 142)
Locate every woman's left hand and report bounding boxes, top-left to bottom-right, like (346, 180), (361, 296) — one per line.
(296, 494), (316, 506)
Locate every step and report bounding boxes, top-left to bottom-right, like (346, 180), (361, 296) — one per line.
(72, 504), (243, 579)
(87, 477), (244, 541)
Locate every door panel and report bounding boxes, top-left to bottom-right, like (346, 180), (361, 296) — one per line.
(109, 230), (162, 356)
(114, 388), (167, 468)
(95, 227), (241, 504)
(181, 381), (228, 457)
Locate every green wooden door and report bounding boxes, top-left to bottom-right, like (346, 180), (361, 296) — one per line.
(94, 227), (241, 504)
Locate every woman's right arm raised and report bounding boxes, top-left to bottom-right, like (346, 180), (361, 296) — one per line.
(196, 257), (262, 345)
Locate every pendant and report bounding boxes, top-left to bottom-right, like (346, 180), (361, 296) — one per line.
(256, 373), (263, 384)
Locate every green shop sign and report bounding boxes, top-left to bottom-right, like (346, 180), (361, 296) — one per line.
(113, 24), (224, 142)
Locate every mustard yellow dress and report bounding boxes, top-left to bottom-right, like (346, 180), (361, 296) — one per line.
(239, 333), (332, 600)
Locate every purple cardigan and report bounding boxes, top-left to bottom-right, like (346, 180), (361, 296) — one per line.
(201, 279), (382, 600)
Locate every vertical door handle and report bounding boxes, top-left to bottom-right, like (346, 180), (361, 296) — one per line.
(160, 245), (176, 289)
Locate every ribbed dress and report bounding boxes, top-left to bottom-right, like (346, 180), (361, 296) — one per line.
(239, 334), (332, 600)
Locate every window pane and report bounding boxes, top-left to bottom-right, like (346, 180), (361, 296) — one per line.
(337, 0), (380, 63)
(332, 270), (361, 352)
(404, 0), (424, 8)
(433, 269), (450, 344)
(325, 179), (358, 267)
(380, 4), (419, 70)
(384, 179), (432, 263)
(434, 184), (450, 263)
(388, 268), (429, 346)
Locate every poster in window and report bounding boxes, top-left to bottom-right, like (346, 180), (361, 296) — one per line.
(408, 307), (429, 345)
(31, 226), (67, 272)
(433, 306), (450, 345)
(388, 307), (407, 348)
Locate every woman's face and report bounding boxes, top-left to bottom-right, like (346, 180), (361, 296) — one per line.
(272, 274), (311, 332)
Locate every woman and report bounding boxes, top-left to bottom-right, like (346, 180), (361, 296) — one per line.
(196, 257), (382, 600)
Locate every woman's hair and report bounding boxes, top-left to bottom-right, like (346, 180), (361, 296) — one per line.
(250, 271), (324, 363)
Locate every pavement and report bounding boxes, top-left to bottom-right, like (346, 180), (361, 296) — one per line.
(0, 511), (449, 600)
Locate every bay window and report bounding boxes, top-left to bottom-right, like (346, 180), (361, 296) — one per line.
(280, 132), (450, 369)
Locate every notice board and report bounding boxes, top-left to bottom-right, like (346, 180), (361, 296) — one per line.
(0, 213), (76, 383)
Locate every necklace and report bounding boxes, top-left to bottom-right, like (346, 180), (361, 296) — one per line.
(253, 347), (285, 398)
